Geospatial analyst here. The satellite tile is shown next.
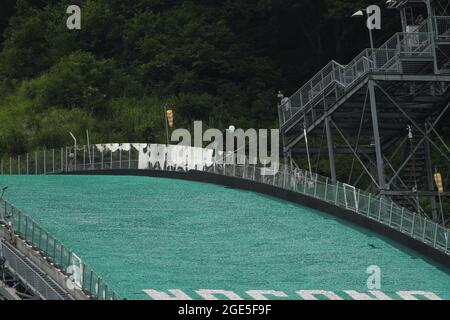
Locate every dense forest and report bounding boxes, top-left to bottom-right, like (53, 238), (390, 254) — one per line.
(0, 0), (403, 154)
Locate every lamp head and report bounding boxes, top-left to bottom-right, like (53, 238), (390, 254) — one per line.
(352, 10), (364, 17)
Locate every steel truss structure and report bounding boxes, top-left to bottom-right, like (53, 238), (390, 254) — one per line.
(279, 0), (450, 221)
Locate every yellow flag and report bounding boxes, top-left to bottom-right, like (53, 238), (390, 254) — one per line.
(166, 109), (174, 128)
(434, 173), (444, 193)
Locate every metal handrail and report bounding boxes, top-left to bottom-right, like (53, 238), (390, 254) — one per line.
(280, 30), (435, 127)
(1, 144), (448, 256)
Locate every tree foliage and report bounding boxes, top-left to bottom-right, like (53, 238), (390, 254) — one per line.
(0, 0), (398, 154)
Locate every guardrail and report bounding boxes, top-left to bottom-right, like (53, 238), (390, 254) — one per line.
(1, 143), (448, 257)
(280, 31), (434, 128)
(0, 198), (121, 300)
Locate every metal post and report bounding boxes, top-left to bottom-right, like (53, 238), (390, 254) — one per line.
(433, 223), (438, 247)
(129, 147), (131, 169)
(26, 153), (29, 175)
(325, 178), (329, 201)
(423, 219), (427, 242)
(163, 104), (170, 145)
(86, 130), (92, 166)
(425, 0), (439, 74)
(83, 146), (86, 170)
(119, 148), (122, 169)
(35, 152), (37, 175)
(424, 122), (438, 221)
(52, 149), (55, 173)
(400, 208), (405, 231)
(89, 270), (94, 294)
(61, 148), (64, 172)
(378, 197), (382, 221)
(411, 214), (416, 236)
(43, 150), (46, 174)
(18, 155), (20, 175)
(389, 202), (393, 225)
(24, 216), (28, 240)
(69, 132), (77, 171)
(445, 230), (449, 253)
(368, 80), (386, 190)
(334, 182), (338, 204)
(31, 222), (35, 245)
(9, 157), (11, 175)
(325, 117), (337, 183)
(46, 232), (49, 255)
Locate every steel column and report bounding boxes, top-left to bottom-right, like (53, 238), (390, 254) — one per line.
(368, 80), (386, 190)
(325, 117), (337, 183)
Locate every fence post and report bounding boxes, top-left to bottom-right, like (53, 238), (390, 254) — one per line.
(378, 198), (382, 221)
(400, 208), (404, 231)
(46, 231), (49, 255)
(61, 148), (64, 172)
(446, 230), (449, 253)
(129, 147), (131, 169)
(18, 155), (20, 175)
(83, 146), (86, 170)
(9, 157), (12, 175)
(313, 178), (318, 198)
(91, 144), (95, 170)
(433, 223), (438, 248)
(24, 215), (28, 240)
(39, 227), (42, 250)
(411, 214), (415, 236)
(31, 221), (35, 246)
(35, 152), (38, 175)
(119, 148), (122, 169)
(324, 178), (328, 202)
(52, 149), (55, 173)
(89, 271), (94, 295)
(101, 148), (104, 169)
(389, 202), (393, 225)
(44, 150), (46, 175)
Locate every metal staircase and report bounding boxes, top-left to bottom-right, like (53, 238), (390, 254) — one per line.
(280, 31), (434, 137)
(278, 0), (450, 221)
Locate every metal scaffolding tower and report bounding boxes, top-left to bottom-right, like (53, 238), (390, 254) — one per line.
(278, 0), (450, 222)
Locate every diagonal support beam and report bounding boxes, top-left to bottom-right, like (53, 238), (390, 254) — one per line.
(377, 85), (450, 163)
(330, 119), (380, 188)
(368, 80), (386, 189)
(385, 101), (450, 186)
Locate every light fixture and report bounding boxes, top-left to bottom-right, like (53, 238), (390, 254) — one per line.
(352, 10), (364, 17)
